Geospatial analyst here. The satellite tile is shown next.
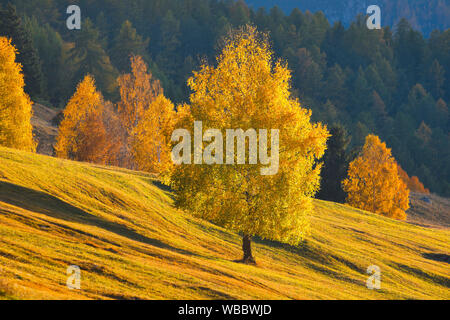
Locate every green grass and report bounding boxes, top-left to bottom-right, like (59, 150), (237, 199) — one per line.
(0, 146), (448, 299)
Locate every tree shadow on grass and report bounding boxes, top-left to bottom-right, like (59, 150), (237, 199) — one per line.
(423, 253), (450, 264)
(0, 181), (195, 256)
(252, 236), (330, 263)
(391, 262), (450, 288)
(151, 180), (172, 193)
(252, 236), (364, 274)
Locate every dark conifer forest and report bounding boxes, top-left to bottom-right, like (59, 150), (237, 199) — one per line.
(1, 0), (449, 196)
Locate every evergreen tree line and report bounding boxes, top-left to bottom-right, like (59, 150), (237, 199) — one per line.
(0, 0), (449, 196)
(246, 0), (450, 37)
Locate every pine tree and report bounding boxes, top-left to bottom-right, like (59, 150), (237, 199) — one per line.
(436, 98), (449, 129)
(293, 47), (323, 99)
(23, 16), (64, 105)
(415, 121), (432, 144)
(324, 64), (347, 109)
(157, 10), (181, 76)
(230, 0), (251, 26)
(69, 19), (118, 99)
(371, 91), (388, 127)
(320, 99), (339, 124)
(110, 20), (149, 73)
(366, 64), (388, 103)
(394, 18), (427, 87)
(322, 21), (346, 66)
(426, 59), (445, 99)
(0, 3), (42, 97)
(403, 84), (439, 127)
(351, 67), (371, 114)
(317, 125), (350, 203)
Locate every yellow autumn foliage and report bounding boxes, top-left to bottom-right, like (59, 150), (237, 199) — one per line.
(117, 55), (164, 168)
(0, 37), (35, 152)
(343, 134), (410, 220)
(397, 165), (430, 194)
(132, 94), (176, 178)
(170, 26), (329, 256)
(55, 75), (115, 164)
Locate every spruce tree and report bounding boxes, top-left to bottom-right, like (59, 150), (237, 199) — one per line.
(0, 3), (42, 97)
(351, 67), (371, 114)
(24, 16), (64, 105)
(110, 20), (149, 73)
(317, 124), (350, 203)
(293, 47), (323, 99)
(156, 10), (181, 77)
(69, 19), (118, 99)
(324, 64), (347, 110)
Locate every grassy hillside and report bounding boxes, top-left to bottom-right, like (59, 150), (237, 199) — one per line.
(0, 146), (448, 300)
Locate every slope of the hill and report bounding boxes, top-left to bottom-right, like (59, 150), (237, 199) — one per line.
(408, 192), (450, 229)
(31, 104), (59, 156)
(0, 147), (448, 300)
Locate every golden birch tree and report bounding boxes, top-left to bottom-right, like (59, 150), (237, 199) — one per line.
(169, 26), (329, 263)
(55, 74), (112, 163)
(117, 55), (163, 168)
(131, 94), (176, 178)
(342, 134), (410, 220)
(0, 37), (35, 151)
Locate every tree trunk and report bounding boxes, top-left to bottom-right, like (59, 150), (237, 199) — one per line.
(242, 234), (256, 264)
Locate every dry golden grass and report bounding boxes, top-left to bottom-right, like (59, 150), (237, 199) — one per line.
(0, 146), (448, 300)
